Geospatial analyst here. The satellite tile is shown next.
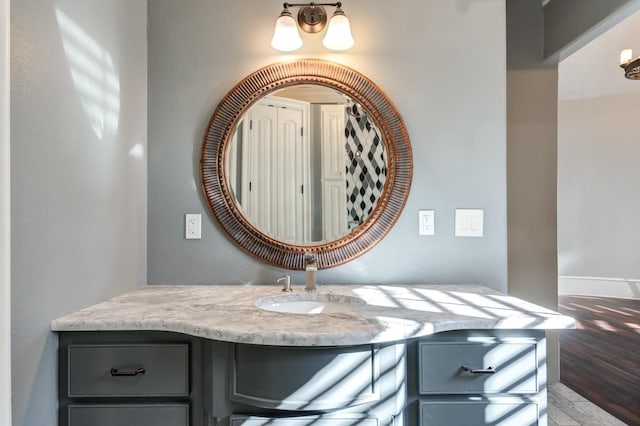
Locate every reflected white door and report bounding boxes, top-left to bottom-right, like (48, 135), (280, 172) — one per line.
(244, 97), (310, 243)
(246, 103), (278, 235)
(276, 106), (309, 243)
(320, 105), (348, 240)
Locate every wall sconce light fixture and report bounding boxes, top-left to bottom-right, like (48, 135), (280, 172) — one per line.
(271, 2), (354, 52)
(620, 49), (640, 80)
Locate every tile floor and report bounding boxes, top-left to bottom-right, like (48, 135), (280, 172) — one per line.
(548, 383), (628, 426)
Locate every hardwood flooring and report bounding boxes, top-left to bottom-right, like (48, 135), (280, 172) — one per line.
(558, 295), (640, 426)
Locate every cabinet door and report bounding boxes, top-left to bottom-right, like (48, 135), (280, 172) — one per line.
(231, 415), (377, 426)
(68, 404), (189, 426)
(231, 345), (379, 411)
(419, 400), (539, 426)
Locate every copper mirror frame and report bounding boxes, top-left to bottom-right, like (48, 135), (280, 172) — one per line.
(201, 59), (412, 270)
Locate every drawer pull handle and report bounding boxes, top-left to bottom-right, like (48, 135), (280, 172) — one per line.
(110, 367), (146, 377)
(461, 365), (496, 375)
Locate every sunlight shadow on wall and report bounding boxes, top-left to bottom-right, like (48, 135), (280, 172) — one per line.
(55, 8), (120, 140)
(129, 143), (145, 159)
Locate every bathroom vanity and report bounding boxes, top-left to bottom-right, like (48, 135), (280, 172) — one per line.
(52, 284), (574, 426)
(49, 59), (570, 425)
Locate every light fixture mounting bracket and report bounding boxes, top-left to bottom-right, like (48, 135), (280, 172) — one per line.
(283, 2), (342, 34)
(298, 5), (327, 33)
(620, 58), (640, 80)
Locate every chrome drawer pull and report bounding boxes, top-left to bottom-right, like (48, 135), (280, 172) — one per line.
(461, 365), (496, 375)
(110, 367), (146, 377)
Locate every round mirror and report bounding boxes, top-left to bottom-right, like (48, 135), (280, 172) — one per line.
(201, 59), (412, 270)
(225, 84), (387, 246)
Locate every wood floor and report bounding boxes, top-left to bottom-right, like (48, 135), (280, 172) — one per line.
(557, 295), (640, 426)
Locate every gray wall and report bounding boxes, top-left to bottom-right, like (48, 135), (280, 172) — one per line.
(558, 10), (640, 298)
(148, 0), (508, 290)
(10, 1), (147, 424)
(1, 0), (11, 422)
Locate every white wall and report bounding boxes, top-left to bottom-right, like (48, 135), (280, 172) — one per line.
(10, 0), (147, 424)
(1, 0), (11, 423)
(147, 0), (508, 290)
(558, 10), (640, 299)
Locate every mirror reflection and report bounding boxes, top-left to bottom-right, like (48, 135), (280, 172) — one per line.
(225, 85), (387, 246)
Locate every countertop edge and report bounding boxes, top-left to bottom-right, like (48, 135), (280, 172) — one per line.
(50, 284), (576, 346)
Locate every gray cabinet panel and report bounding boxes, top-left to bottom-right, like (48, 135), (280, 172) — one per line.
(418, 340), (538, 395)
(231, 344), (379, 411)
(68, 404), (189, 426)
(230, 415), (378, 425)
(419, 400), (539, 426)
(68, 344), (189, 397)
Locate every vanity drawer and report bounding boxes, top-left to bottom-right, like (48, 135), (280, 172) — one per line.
(68, 344), (189, 397)
(419, 400), (539, 426)
(68, 403), (189, 426)
(418, 338), (539, 395)
(231, 344), (379, 411)
(230, 415), (377, 425)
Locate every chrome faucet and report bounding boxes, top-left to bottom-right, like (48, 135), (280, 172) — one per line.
(304, 252), (318, 291)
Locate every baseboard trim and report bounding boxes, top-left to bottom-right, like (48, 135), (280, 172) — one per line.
(558, 276), (640, 300)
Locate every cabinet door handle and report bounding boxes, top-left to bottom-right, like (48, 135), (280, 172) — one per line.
(110, 367), (146, 377)
(461, 365), (496, 375)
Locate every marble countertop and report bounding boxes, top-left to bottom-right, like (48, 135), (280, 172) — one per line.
(51, 284), (575, 346)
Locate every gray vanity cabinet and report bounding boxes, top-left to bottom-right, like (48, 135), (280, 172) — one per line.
(59, 330), (550, 426)
(203, 341), (406, 426)
(408, 330), (547, 426)
(58, 331), (204, 426)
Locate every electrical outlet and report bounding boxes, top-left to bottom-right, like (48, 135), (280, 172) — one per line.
(185, 214), (202, 239)
(419, 210), (435, 236)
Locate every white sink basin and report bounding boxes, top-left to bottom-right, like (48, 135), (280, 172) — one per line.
(256, 293), (366, 314)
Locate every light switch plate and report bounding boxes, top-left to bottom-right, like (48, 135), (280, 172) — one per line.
(418, 210), (435, 236)
(185, 214), (202, 239)
(455, 209), (483, 237)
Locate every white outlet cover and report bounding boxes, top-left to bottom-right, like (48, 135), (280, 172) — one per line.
(418, 210), (435, 236)
(455, 209), (483, 237)
(185, 214), (202, 239)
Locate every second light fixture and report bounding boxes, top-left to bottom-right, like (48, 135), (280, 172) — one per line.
(271, 2), (354, 52)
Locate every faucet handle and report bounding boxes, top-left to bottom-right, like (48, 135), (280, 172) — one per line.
(277, 275), (291, 292)
(304, 252), (318, 271)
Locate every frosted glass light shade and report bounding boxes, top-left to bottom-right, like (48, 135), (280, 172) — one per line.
(620, 49), (633, 65)
(322, 10), (354, 51)
(271, 12), (303, 52)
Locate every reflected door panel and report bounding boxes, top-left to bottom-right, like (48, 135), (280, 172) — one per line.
(321, 105), (348, 240)
(277, 106), (309, 244)
(241, 97), (310, 244)
(247, 103), (277, 235)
